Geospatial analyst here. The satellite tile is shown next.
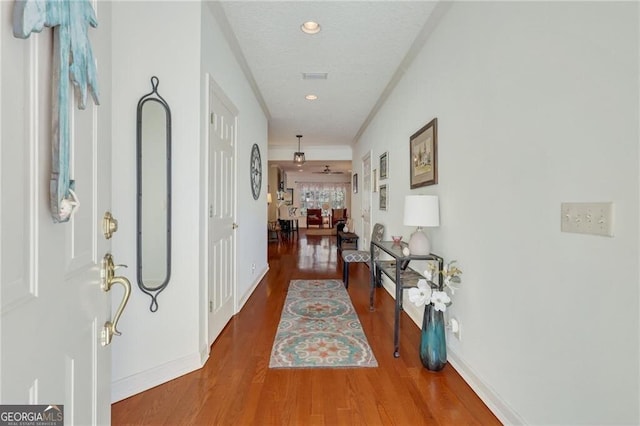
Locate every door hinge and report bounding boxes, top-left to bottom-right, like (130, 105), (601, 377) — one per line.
(210, 112), (214, 124)
(209, 301), (213, 312)
(209, 205), (213, 218)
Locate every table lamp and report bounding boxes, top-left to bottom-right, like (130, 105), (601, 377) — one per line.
(403, 195), (440, 255)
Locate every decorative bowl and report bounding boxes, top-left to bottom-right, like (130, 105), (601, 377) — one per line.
(391, 235), (403, 244)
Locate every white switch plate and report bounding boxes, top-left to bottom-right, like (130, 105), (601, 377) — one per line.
(561, 202), (614, 237)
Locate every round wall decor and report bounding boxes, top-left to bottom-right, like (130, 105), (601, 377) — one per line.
(250, 143), (262, 200)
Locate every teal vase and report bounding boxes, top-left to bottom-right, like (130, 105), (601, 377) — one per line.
(419, 303), (447, 371)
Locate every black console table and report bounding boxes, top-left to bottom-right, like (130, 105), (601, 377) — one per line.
(370, 240), (443, 358)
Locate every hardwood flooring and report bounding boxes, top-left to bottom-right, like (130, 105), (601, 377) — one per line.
(111, 231), (500, 425)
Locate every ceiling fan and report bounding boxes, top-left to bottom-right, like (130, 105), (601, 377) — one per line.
(313, 165), (344, 175)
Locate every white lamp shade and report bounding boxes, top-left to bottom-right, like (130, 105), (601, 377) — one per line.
(403, 195), (440, 227)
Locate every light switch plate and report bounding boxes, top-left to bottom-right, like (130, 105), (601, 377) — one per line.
(561, 202), (614, 237)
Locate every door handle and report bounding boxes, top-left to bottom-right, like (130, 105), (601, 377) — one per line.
(100, 253), (131, 346)
(232, 222), (238, 229)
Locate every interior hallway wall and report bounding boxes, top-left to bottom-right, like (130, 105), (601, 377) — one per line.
(353, 2), (639, 424)
(200, 1), (269, 340)
(110, 1), (268, 402)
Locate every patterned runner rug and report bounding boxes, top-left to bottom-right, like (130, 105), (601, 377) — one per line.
(269, 279), (378, 368)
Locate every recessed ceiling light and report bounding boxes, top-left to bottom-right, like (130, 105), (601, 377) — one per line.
(305, 94), (318, 100)
(301, 21), (321, 34)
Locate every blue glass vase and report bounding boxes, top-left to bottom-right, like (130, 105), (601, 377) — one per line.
(419, 303), (447, 371)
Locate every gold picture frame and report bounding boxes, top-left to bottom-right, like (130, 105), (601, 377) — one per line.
(410, 118), (438, 188)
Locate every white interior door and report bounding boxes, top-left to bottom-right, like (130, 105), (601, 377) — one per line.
(361, 152), (372, 246)
(207, 77), (237, 345)
(1, 2), (113, 423)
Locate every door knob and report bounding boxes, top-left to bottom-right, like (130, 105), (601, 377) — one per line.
(100, 253), (131, 346)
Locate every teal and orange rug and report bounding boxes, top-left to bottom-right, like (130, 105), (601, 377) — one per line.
(269, 279), (378, 368)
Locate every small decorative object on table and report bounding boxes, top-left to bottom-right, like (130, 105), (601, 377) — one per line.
(408, 260), (462, 371)
(391, 235), (402, 245)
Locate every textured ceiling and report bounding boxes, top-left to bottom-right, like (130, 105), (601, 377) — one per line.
(219, 1), (438, 154)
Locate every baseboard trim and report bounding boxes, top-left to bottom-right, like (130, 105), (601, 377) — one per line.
(237, 265), (268, 312)
(446, 348), (524, 425)
(378, 279), (523, 425)
(111, 266), (269, 404)
(111, 351), (203, 403)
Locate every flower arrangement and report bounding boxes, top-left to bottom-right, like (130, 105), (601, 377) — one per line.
(408, 260), (462, 312)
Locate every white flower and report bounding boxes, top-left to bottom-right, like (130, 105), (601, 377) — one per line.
(408, 279), (432, 307)
(424, 263), (437, 282)
(424, 268), (433, 282)
(442, 260), (462, 295)
(430, 291), (451, 312)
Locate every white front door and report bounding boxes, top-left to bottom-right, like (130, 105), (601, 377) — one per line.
(207, 77), (237, 345)
(361, 152), (372, 246)
(0, 2), (113, 424)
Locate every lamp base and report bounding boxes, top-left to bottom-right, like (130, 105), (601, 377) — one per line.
(408, 227), (431, 255)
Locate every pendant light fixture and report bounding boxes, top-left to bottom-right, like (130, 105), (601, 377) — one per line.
(293, 134), (306, 164)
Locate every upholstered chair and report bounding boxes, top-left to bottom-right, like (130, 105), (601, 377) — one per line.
(278, 205), (299, 235)
(306, 208), (323, 228)
(341, 223), (385, 288)
(331, 208), (347, 226)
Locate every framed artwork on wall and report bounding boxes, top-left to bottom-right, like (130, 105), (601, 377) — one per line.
(410, 118), (438, 188)
(283, 188), (294, 205)
(379, 184), (387, 210)
(379, 152), (388, 180)
(353, 173), (358, 193)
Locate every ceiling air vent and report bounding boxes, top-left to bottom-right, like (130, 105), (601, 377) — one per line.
(302, 73), (328, 80)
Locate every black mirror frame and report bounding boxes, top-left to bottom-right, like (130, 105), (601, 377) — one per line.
(136, 76), (172, 312)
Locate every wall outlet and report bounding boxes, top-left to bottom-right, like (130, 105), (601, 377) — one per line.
(449, 318), (461, 341)
(560, 202), (614, 237)
(251, 263), (256, 274)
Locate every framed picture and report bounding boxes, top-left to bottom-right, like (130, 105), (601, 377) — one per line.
(353, 173), (358, 193)
(372, 168), (378, 192)
(379, 152), (388, 180)
(410, 118), (438, 188)
(283, 188), (294, 205)
(379, 184), (387, 210)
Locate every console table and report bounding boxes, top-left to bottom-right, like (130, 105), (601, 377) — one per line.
(279, 217), (299, 236)
(370, 240), (443, 358)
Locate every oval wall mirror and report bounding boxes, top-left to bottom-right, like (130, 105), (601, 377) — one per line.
(136, 76), (171, 312)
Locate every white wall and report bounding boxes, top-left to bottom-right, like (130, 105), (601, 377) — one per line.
(353, 2), (639, 424)
(111, 1), (203, 401)
(200, 2), (269, 327)
(110, 1), (268, 402)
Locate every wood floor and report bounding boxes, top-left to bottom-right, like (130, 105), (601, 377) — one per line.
(111, 231), (500, 425)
